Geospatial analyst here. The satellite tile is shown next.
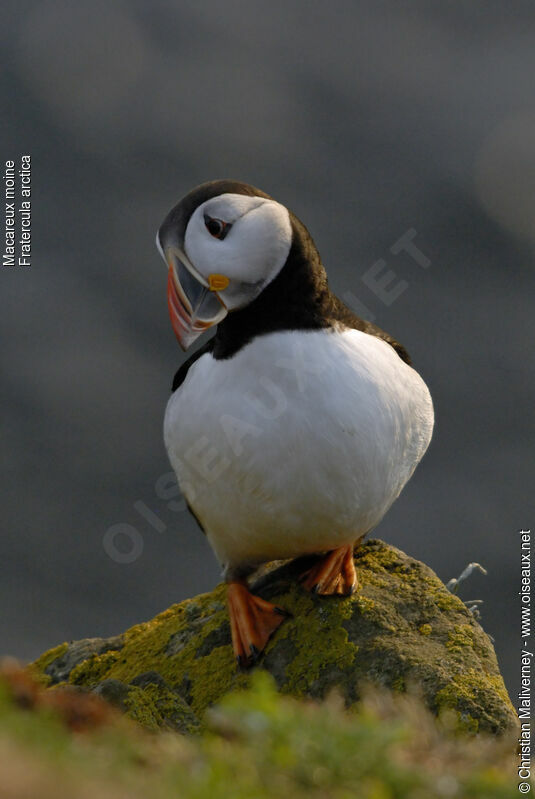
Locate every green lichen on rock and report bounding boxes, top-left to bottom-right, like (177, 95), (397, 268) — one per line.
(447, 624), (475, 654)
(435, 669), (515, 735)
(123, 680), (200, 733)
(31, 642), (68, 685)
(32, 539), (516, 735)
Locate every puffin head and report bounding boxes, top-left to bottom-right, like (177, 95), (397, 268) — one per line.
(157, 180), (294, 350)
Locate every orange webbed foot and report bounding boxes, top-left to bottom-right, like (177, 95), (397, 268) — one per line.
(227, 581), (289, 668)
(299, 544), (358, 595)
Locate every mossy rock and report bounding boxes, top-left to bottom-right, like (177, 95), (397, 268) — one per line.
(32, 539), (516, 735)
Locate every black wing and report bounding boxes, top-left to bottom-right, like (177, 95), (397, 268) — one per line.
(170, 341), (215, 534)
(171, 336), (216, 392)
(329, 295), (412, 365)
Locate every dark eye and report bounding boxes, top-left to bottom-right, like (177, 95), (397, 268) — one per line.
(204, 214), (231, 240)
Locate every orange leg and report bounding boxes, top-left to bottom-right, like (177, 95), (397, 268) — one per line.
(299, 544), (357, 595)
(227, 581), (289, 668)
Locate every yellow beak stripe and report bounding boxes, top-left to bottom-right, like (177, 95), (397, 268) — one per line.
(208, 273), (230, 291)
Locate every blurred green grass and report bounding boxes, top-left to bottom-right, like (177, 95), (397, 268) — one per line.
(0, 668), (518, 798)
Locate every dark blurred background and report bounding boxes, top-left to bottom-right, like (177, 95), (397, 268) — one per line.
(2, 1), (534, 702)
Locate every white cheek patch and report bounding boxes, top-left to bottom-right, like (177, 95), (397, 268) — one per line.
(184, 194), (292, 310)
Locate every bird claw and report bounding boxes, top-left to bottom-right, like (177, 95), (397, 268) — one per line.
(299, 545), (358, 596)
(228, 581), (288, 668)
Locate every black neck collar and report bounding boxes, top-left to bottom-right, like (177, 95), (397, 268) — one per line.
(212, 215), (333, 359)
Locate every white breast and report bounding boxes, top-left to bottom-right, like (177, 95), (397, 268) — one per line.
(164, 328), (434, 571)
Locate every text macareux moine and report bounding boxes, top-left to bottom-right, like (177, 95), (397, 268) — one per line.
(3, 155), (31, 266)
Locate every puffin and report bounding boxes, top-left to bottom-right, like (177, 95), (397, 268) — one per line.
(157, 180), (434, 667)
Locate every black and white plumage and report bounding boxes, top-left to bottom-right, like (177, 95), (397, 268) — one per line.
(157, 180), (434, 664)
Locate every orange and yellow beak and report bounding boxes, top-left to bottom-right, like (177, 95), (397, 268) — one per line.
(165, 248), (228, 350)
